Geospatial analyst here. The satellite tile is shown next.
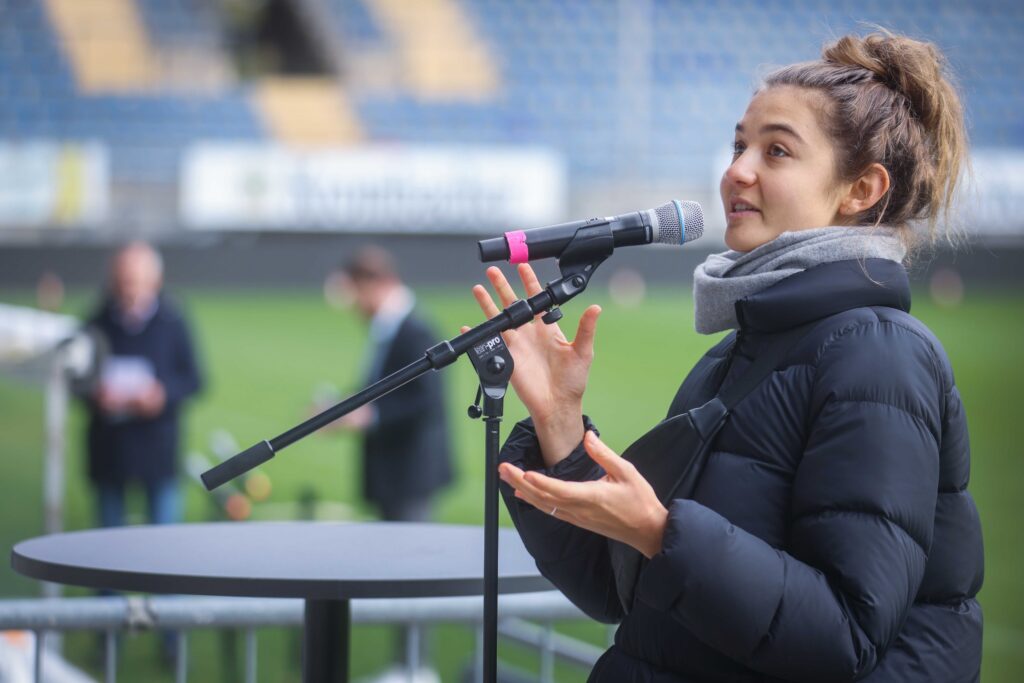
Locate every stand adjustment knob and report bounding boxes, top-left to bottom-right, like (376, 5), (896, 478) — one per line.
(542, 308), (563, 325)
(486, 356), (506, 374)
(467, 385), (484, 418)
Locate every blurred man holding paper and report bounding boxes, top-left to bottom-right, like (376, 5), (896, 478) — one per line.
(82, 241), (203, 529)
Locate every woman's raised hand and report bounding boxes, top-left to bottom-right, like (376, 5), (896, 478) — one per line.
(499, 431), (668, 558)
(466, 263), (601, 466)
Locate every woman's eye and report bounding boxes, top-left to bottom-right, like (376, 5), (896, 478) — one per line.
(768, 144), (789, 158)
(731, 141), (746, 157)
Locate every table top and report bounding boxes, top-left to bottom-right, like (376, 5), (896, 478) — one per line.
(11, 521), (551, 600)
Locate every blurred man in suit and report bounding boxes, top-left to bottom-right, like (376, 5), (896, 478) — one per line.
(333, 246), (454, 524)
(330, 246), (453, 683)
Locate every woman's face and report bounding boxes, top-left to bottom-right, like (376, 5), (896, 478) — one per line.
(720, 86), (849, 252)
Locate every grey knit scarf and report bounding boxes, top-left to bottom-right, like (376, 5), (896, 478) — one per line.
(692, 226), (906, 334)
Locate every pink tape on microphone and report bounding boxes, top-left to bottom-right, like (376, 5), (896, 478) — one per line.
(506, 230), (529, 264)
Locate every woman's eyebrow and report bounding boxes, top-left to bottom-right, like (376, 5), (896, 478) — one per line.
(735, 122), (805, 144)
(761, 122), (804, 143)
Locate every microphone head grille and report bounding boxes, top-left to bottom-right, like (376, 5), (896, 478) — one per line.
(677, 200), (704, 243)
(653, 200), (704, 245)
(653, 202), (682, 245)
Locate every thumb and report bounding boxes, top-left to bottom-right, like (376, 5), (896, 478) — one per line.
(583, 430), (629, 478)
(460, 325), (471, 334)
(573, 305), (602, 357)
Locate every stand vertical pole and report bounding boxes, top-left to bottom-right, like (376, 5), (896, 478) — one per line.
(468, 340), (513, 683)
(483, 402), (502, 683)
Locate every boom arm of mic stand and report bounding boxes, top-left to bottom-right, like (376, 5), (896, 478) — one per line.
(200, 264), (600, 492)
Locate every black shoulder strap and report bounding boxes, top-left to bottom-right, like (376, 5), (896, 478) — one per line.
(716, 321), (818, 412)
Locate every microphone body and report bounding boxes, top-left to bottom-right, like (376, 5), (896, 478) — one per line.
(478, 200), (703, 263)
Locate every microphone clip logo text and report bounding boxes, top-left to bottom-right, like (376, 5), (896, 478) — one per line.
(474, 337), (503, 355)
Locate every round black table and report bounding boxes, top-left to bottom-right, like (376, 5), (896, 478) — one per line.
(10, 521), (551, 682)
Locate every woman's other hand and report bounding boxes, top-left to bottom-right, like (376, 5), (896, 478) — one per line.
(498, 431), (668, 558)
(466, 263), (601, 466)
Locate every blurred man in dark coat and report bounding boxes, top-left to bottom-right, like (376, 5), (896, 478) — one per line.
(83, 241), (203, 528)
(333, 246), (453, 524)
(330, 246), (452, 683)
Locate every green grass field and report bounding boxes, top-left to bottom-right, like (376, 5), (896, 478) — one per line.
(2, 283), (1022, 681)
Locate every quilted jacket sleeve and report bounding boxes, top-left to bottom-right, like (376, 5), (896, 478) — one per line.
(498, 417), (625, 624)
(633, 319), (945, 682)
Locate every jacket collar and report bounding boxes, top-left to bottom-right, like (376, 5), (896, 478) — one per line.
(101, 293), (164, 334)
(734, 258), (911, 333)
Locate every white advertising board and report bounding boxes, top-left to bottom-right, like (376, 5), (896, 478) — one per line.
(181, 144), (567, 232)
(968, 149), (1024, 239)
(0, 141), (109, 228)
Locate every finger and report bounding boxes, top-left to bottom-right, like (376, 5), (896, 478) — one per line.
(518, 263), (558, 326)
(503, 465), (594, 514)
(517, 263), (544, 297)
(507, 468), (554, 501)
(509, 478), (555, 513)
(486, 266), (520, 308)
(582, 430), (631, 479)
(573, 305), (602, 357)
(472, 284), (501, 318)
(499, 463), (539, 497)
(522, 470), (594, 504)
(460, 325), (471, 334)
(504, 468), (568, 511)
(498, 462), (525, 483)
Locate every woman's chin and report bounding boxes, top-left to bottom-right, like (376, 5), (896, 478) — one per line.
(725, 228), (764, 252)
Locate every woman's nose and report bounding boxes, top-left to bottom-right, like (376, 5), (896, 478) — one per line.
(724, 155), (756, 186)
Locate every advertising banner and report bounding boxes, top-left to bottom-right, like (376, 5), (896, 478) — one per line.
(181, 144), (567, 233)
(0, 141), (109, 228)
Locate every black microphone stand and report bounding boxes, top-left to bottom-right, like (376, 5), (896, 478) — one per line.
(201, 226), (615, 683)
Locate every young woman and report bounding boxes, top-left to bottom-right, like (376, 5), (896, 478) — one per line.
(470, 31), (983, 682)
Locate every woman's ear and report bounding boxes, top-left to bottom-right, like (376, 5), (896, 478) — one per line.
(838, 163), (891, 217)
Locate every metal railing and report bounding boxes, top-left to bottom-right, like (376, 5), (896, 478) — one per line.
(0, 591), (608, 683)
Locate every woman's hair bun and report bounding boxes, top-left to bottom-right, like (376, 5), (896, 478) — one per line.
(822, 31), (949, 130)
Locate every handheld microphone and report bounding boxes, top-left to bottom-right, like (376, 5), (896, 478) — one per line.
(478, 200), (704, 263)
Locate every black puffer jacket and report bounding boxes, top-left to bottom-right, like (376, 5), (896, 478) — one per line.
(499, 259), (983, 682)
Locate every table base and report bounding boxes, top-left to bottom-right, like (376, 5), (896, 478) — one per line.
(303, 599), (350, 683)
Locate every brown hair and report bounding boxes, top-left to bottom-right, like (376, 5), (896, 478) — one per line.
(764, 30), (969, 252)
(340, 245), (398, 283)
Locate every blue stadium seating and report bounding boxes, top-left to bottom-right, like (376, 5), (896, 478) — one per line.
(0, 0), (263, 184)
(327, 0), (387, 47)
(135, 0), (222, 48)
(1, 0), (1022, 191)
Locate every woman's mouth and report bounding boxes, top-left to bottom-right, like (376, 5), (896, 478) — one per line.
(728, 200), (761, 219)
